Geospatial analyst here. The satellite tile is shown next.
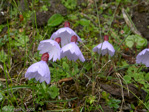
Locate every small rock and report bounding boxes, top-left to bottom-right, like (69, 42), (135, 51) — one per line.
(0, 12), (6, 25)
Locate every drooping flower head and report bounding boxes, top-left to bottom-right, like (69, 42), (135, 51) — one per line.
(60, 35), (85, 62)
(38, 38), (61, 62)
(25, 53), (51, 84)
(93, 35), (115, 56)
(136, 44), (149, 67)
(50, 21), (82, 47)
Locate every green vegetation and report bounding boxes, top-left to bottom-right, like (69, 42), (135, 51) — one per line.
(0, 0), (149, 111)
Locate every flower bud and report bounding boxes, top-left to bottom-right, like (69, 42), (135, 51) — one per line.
(71, 35), (78, 43)
(41, 53), (49, 62)
(104, 35), (109, 41)
(64, 21), (70, 27)
(55, 37), (61, 44)
(19, 14), (24, 22)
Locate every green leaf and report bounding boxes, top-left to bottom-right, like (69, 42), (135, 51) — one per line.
(67, 14), (78, 20)
(62, 61), (69, 70)
(61, 0), (77, 10)
(14, 35), (29, 47)
(125, 35), (147, 49)
(144, 101), (149, 110)
(113, 103), (119, 109)
(2, 105), (14, 112)
(135, 35), (147, 49)
(145, 73), (149, 81)
(41, 5), (48, 11)
(0, 93), (3, 101)
(72, 64), (79, 76)
(0, 25), (4, 32)
(125, 35), (134, 48)
(123, 75), (132, 84)
(84, 63), (92, 71)
(116, 0), (121, 3)
(79, 18), (90, 26)
(108, 98), (121, 109)
(0, 50), (7, 63)
(89, 95), (96, 104)
(125, 40), (134, 48)
(123, 25), (130, 34)
(42, 82), (47, 92)
(133, 73), (145, 84)
(48, 14), (64, 27)
(48, 85), (59, 99)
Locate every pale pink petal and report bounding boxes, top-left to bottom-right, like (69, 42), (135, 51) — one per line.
(61, 42), (85, 62)
(50, 27), (82, 47)
(93, 41), (115, 56)
(25, 61), (51, 84)
(143, 55), (149, 67)
(38, 39), (60, 62)
(136, 48), (149, 67)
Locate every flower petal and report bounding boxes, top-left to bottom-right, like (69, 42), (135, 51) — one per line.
(136, 48), (149, 67)
(93, 41), (115, 56)
(25, 61), (51, 84)
(50, 27), (82, 47)
(38, 39), (61, 62)
(61, 42), (85, 62)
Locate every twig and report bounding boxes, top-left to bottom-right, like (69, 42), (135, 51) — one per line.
(122, 8), (142, 36)
(116, 72), (125, 112)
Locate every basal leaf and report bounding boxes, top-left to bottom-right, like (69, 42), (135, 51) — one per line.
(125, 34), (147, 49)
(125, 40), (134, 48)
(48, 14), (64, 27)
(123, 75), (131, 84)
(48, 85), (59, 99)
(79, 18), (90, 26)
(125, 35), (134, 48)
(135, 35), (147, 49)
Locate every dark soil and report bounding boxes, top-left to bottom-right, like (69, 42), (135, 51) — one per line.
(132, 2), (149, 40)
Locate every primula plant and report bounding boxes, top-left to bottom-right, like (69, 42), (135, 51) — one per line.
(25, 21), (85, 84)
(25, 53), (51, 84)
(93, 35), (115, 56)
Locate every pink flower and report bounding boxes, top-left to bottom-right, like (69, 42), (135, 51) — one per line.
(136, 48), (149, 67)
(25, 53), (51, 84)
(93, 35), (115, 56)
(61, 35), (85, 62)
(50, 21), (82, 47)
(37, 38), (61, 62)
